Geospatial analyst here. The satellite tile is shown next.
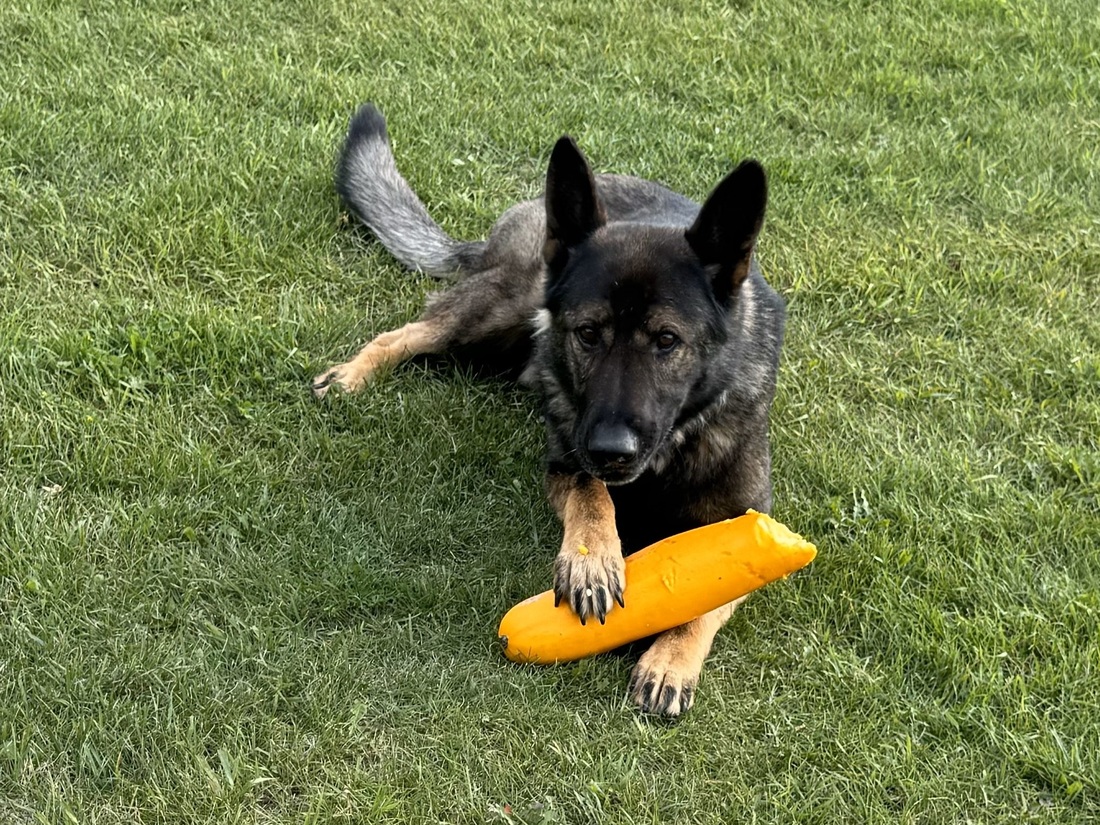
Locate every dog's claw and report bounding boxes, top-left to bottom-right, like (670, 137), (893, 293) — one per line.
(679, 685), (694, 715)
(658, 684), (678, 715)
(310, 370), (341, 399)
(611, 580), (625, 609)
(572, 587), (586, 621)
(595, 596), (607, 625)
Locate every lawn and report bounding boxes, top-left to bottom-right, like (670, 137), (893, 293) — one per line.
(1, 0), (1098, 822)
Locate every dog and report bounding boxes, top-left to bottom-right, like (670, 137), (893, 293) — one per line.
(312, 104), (786, 717)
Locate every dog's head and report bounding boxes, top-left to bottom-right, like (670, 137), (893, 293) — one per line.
(541, 138), (767, 484)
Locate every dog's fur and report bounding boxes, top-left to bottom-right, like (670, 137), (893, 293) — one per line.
(313, 104), (786, 717)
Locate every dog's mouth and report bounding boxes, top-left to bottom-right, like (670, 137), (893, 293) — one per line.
(577, 444), (657, 486)
(584, 460), (645, 486)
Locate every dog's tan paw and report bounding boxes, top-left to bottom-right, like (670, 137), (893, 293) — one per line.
(310, 364), (367, 399)
(552, 539), (625, 625)
(628, 637), (704, 718)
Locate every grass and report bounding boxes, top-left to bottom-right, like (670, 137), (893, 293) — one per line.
(1, 0), (1098, 821)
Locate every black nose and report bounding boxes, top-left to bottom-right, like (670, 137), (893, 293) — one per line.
(586, 422), (640, 466)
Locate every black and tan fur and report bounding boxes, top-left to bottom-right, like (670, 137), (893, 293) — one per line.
(313, 104), (786, 717)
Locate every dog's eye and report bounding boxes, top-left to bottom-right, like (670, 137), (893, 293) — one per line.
(656, 331), (680, 351)
(575, 325), (600, 347)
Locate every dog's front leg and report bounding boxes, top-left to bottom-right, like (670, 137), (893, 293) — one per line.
(546, 473), (625, 625)
(628, 595), (749, 718)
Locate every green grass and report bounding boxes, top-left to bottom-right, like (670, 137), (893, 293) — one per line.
(1, 0), (1098, 821)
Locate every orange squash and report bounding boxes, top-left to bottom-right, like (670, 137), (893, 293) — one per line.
(498, 511), (816, 664)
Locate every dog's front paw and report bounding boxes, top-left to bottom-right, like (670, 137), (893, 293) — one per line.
(552, 539), (625, 625)
(628, 635), (703, 718)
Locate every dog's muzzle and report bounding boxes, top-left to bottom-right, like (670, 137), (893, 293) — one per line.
(584, 421), (643, 482)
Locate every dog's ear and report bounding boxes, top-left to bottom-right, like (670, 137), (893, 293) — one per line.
(543, 137), (606, 274)
(686, 160), (767, 305)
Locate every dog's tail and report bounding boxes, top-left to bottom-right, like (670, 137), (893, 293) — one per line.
(335, 104), (485, 278)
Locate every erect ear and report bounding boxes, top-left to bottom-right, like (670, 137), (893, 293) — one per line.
(685, 160), (767, 305)
(543, 136), (606, 274)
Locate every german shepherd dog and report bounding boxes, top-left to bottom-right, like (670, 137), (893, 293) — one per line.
(312, 104), (786, 717)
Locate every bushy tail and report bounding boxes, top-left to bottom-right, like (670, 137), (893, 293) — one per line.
(335, 104), (485, 277)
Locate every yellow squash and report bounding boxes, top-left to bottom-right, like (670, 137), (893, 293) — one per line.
(498, 511), (816, 664)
